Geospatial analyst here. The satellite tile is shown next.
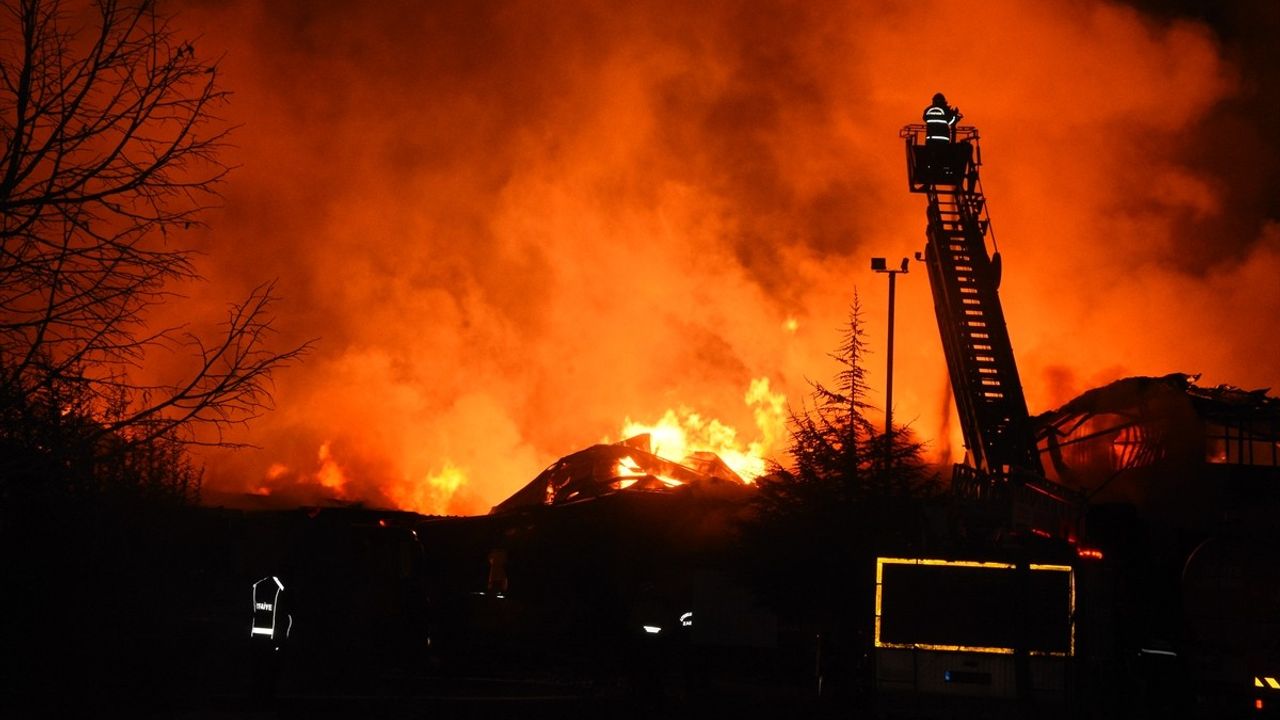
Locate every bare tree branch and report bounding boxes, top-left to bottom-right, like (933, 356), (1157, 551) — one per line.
(0, 0), (307, 484)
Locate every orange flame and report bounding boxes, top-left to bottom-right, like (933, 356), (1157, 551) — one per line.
(386, 461), (469, 515)
(612, 455), (684, 488)
(316, 441), (348, 494)
(616, 377), (786, 481)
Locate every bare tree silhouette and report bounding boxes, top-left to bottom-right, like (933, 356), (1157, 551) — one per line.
(0, 0), (307, 499)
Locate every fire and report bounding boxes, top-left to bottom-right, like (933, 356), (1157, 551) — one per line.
(386, 461), (469, 516)
(612, 455), (684, 488)
(315, 441), (348, 494)
(617, 377), (787, 481)
(252, 463), (290, 495)
(184, 1), (1270, 518)
(430, 463), (467, 496)
(250, 441), (476, 516)
(614, 455), (645, 478)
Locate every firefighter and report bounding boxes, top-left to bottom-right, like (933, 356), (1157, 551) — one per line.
(923, 92), (961, 145)
(249, 575), (291, 700)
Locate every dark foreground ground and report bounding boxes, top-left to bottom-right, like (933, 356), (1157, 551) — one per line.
(5, 663), (851, 720)
(1, 501), (865, 719)
(173, 679), (848, 720)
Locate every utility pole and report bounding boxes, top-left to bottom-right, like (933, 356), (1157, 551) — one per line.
(871, 257), (909, 456)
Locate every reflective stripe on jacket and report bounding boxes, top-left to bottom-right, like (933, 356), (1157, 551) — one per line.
(923, 105), (957, 141)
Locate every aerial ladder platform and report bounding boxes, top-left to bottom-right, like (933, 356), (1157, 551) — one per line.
(901, 124), (1080, 539)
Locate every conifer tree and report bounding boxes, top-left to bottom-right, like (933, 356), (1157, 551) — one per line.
(756, 293), (932, 522)
(743, 293), (936, 625)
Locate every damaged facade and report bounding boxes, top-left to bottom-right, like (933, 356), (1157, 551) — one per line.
(1035, 372), (1280, 532)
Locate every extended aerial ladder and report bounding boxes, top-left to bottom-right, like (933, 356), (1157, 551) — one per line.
(901, 125), (1079, 539)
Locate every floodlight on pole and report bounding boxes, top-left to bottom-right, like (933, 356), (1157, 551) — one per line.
(871, 257), (910, 450)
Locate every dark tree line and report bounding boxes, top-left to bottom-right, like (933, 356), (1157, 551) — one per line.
(0, 0), (306, 511)
(0, 1), (309, 710)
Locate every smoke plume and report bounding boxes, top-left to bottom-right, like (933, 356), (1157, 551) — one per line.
(163, 0), (1277, 513)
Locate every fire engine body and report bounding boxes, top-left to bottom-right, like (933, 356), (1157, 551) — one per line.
(873, 555), (1076, 717)
(890, 123), (1280, 718)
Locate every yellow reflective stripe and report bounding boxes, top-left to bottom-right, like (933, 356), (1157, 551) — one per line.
(1258, 677), (1265, 688)
(876, 640), (1015, 655)
(1268, 677), (1280, 690)
(878, 557), (1014, 569)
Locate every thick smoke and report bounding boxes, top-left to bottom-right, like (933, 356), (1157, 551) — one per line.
(165, 0), (1276, 512)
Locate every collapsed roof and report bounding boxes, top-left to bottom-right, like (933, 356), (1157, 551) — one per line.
(491, 434), (749, 514)
(1031, 373), (1280, 519)
(1035, 373), (1280, 430)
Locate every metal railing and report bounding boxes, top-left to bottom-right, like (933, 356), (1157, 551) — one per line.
(900, 123), (982, 155)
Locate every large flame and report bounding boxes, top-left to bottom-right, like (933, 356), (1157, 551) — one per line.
(251, 377), (784, 513)
(617, 377), (786, 482)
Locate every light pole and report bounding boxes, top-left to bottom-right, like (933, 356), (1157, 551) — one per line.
(871, 257), (910, 448)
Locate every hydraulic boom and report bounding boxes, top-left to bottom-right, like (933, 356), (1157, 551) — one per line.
(902, 124), (1078, 536)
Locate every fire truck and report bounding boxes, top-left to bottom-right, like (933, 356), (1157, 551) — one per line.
(885, 121), (1280, 718)
(873, 123), (1086, 719)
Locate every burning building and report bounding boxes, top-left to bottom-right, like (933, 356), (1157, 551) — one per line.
(1035, 372), (1280, 533)
(1032, 373), (1280, 712)
(492, 433), (752, 512)
(416, 435), (776, 689)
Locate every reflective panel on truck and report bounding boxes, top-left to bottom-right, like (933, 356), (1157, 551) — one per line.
(874, 557), (1074, 656)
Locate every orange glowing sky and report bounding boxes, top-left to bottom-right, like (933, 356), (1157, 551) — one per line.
(161, 0), (1280, 514)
